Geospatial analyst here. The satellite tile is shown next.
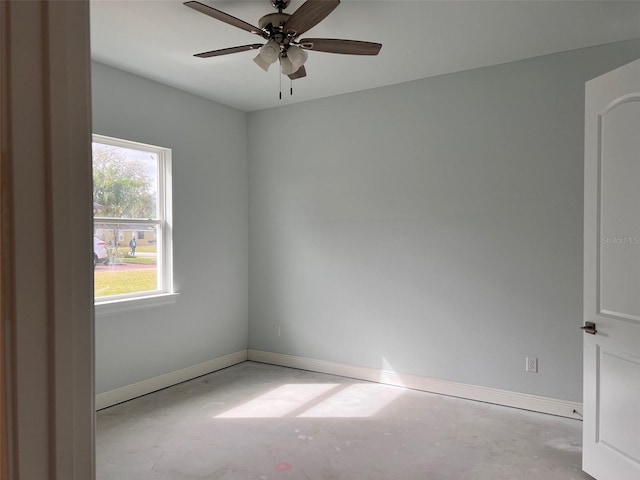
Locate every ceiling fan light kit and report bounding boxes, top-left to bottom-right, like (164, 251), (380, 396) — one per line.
(287, 45), (308, 67)
(253, 53), (271, 72)
(280, 56), (296, 76)
(260, 40), (280, 63)
(252, 39), (280, 71)
(184, 0), (382, 87)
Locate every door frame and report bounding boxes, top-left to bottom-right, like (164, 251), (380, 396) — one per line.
(1, 1), (94, 479)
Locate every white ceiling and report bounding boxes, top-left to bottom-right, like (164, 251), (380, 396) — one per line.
(90, 0), (640, 112)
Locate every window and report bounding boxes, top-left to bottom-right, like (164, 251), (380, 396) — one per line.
(93, 134), (174, 311)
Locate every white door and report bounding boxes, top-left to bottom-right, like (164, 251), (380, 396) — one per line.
(583, 58), (640, 480)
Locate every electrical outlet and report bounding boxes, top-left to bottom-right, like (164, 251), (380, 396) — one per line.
(274, 325), (281, 337)
(526, 357), (538, 373)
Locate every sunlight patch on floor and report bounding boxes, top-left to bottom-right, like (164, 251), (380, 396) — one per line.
(214, 383), (339, 418)
(214, 382), (401, 419)
(298, 383), (402, 418)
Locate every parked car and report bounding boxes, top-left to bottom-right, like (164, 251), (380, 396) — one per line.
(94, 237), (108, 267)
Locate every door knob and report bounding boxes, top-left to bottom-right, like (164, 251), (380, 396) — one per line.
(580, 321), (597, 335)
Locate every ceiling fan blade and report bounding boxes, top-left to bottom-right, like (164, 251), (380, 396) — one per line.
(283, 0), (340, 36)
(194, 44), (263, 58)
(288, 65), (307, 80)
(299, 38), (382, 55)
(184, 1), (262, 36)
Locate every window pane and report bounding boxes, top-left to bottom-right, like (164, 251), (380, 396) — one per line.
(93, 222), (158, 298)
(92, 134), (171, 303)
(92, 142), (158, 219)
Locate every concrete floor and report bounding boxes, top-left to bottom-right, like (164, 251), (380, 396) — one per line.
(97, 362), (593, 480)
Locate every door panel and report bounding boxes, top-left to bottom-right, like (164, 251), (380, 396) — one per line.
(597, 348), (640, 461)
(584, 58), (640, 480)
(599, 100), (640, 321)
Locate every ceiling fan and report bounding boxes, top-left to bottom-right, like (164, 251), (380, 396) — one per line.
(184, 0), (382, 80)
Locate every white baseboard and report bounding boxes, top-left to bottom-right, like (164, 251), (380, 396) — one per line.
(96, 350), (248, 410)
(247, 349), (582, 420)
(96, 348), (583, 419)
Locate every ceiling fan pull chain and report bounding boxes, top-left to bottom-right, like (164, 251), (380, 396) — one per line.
(290, 77), (293, 96)
(279, 63), (282, 99)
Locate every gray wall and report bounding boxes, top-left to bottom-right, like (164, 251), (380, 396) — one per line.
(248, 39), (640, 402)
(92, 62), (248, 394)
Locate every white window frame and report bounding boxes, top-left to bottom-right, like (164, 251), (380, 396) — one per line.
(93, 134), (176, 315)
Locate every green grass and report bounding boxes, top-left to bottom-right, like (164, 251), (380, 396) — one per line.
(117, 245), (156, 254)
(123, 256), (157, 265)
(94, 269), (157, 297)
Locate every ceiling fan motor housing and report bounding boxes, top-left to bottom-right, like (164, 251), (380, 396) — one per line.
(271, 0), (291, 11)
(258, 12), (291, 39)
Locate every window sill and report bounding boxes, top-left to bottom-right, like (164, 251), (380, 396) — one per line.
(95, 292), (179, 317)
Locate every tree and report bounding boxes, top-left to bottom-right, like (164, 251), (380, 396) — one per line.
(93, 143), (156, 255)
(93, 144), (155, 219)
